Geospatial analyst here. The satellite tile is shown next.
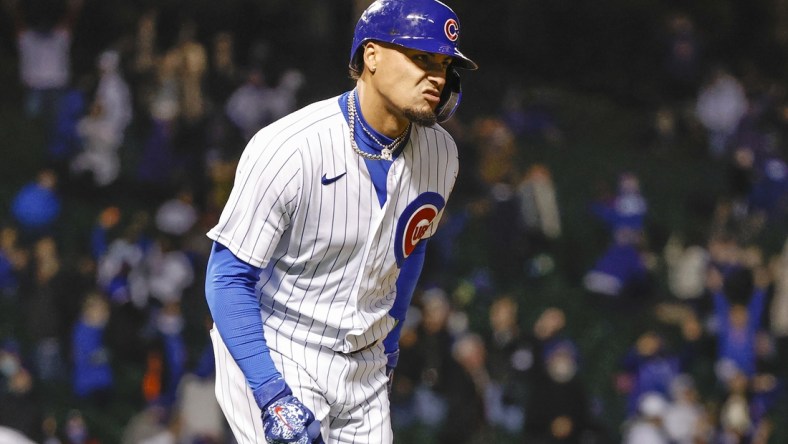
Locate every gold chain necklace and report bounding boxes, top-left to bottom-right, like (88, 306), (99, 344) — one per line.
(347, 91), (410, 161)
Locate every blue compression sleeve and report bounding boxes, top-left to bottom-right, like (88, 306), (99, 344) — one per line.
(383, 240), (427, 355)
(205, 241), (280, 393)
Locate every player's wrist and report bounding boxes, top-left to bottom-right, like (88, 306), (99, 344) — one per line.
(253, 375), (292, 410)
(385, 349), (399, 395)
(386, 348), (400, 371)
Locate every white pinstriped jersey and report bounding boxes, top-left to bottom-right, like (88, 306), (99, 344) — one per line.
(208, 94), (459, 353)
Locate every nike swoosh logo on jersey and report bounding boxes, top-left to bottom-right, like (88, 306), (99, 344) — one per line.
(321, 172), (347, 185)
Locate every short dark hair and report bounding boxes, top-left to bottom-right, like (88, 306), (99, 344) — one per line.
(348, 66), (361, 81)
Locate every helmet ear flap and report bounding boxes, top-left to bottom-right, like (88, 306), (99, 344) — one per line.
(436, 67), (462, 123)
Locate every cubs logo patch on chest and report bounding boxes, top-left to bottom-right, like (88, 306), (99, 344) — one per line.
(394, 192), (445, 266)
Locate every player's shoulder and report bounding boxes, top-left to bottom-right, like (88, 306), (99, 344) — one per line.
(412, 122), (459, 152)
(417, 122), (456, 141)
(408, 123), (459, 174)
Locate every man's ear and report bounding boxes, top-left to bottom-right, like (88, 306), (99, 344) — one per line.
(363, 42), (378, 74)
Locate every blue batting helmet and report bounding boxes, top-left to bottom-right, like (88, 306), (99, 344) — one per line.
(349, 0), (477, 122)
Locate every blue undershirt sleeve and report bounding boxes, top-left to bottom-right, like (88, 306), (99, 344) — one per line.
(383, 240), (428, 355)
(205, 241), (280, 392)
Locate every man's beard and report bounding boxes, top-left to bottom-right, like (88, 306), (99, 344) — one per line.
(403, 106), (437, 127)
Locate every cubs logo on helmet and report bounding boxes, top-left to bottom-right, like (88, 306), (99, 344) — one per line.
(394, 192), (445, 266)
(444, 18), (459, 41)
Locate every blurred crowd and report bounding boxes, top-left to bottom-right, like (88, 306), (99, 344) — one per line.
(1, 1), (788, 443)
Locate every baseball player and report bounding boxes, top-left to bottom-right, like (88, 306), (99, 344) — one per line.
(204, 0), (476, 442)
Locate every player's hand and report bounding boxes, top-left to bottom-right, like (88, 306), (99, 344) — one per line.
(263, 395), (323, 444)
(385, 349), (400, 394)
(254, 376), (323, 444)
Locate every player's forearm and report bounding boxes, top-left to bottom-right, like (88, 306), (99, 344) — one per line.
(205, 241), (280, 391)
(383, 240), (427, 354)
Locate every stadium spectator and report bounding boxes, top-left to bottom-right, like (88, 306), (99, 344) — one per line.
(440, 332), (491, 443)
(0, 339), (43, 441)
(660, 13), (703, 101)
(398, 288), (455, 432)
(663, 232), (710, 301)
(769, 238), (788, 372)
(70, 49), (132, 188)
(516, 164), (562, 276)
(46, 75), (89, 170)
(89, 205), (121, 262)
(63, 409), (94, 444)
(134, 37), (183, 193)
(22, 235), (66, 382)
(144, 234), (195, 306)
(268, 68), (306, 122)
(590, 171), (648, 237)
(517, 163), (562, 243)
(582, 231), (652, 300)
(484, 294), (532, 433)
(119, 400), (172, 444)
(172, 20), (207, 127)
(531, 307), (572, 360)
(0, 225), (28, 299)
(616, 330), (689, 417)
(71, 291), (113, 404)
(224, 66), (278, 141)
(169, 19), (211, 202)
(706, 266), (768, 382)
(695, 67), (749, 159)
(10, 168), (62, 241)
(523, 339), (596, 444)
(154, 188), (199, 238)
(144, 301), (187, 408)
(3, 0), (83, 126)
(95, 209), (152, 307)
(503, 87), (564, 145)
(622, 392), (670, 444)
(718, 369), (755, 442)
(467, 118), (530, 286)
(584, 172), (654, 300)
(206, 31), (240, 108)
(167, 325), (226, 443)
(661, 374), (706, 444)
(748, 154), (788, 225)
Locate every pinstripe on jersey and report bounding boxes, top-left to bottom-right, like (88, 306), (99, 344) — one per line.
(208, 94), (459, 354)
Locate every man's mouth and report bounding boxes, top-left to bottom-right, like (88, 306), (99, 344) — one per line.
(423, 89), (441, 105)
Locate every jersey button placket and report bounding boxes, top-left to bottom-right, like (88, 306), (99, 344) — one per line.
(388, 158), (402, 186)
